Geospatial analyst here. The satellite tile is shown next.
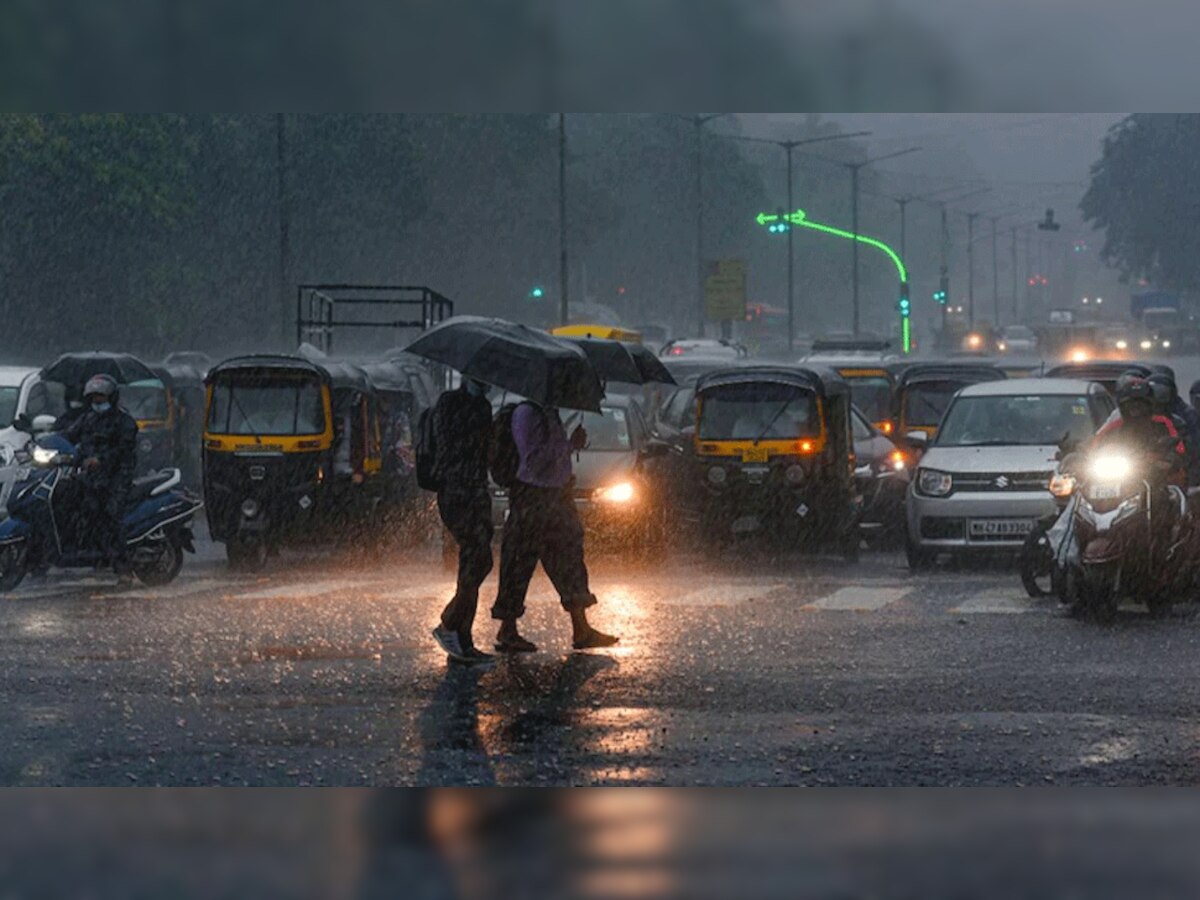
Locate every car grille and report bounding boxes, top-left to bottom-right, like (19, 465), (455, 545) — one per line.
(921, 518), (964, 540)
(952, 471), (1051, 492)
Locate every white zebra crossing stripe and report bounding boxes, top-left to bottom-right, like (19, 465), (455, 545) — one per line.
(666, 582), (789, 607)
(229, 579), (441, 602)
(805, 586), (910, 611)
(950, 590), (1043, 614)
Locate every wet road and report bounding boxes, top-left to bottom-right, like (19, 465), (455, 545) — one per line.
(4, 529), (1200, 786)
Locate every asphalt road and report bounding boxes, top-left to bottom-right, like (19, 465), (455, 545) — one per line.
(4, 525), (1200, 787)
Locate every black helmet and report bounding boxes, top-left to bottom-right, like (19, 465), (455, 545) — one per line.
(1190, 379), (1200, 402)
(1114, 371), (1145, 398)
(1147, 372), (1178, 406)
(1117, 376), (1154, 420)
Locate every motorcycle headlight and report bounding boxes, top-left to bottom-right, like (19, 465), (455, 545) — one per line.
(596, 482), (636, 504)
(1090, 454), (1131, 481)
(917, 468), (952, 497)
(1049, 473), (1076, 497)
(32, 447), (57, 465)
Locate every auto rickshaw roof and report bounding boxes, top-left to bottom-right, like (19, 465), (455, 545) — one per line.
(1044, 360), (1152, 381)
(359, 359), (418, 394)
(205, 355), (332, 386)
(888, 360), (1007, 387)
(695, 365), (848, 398)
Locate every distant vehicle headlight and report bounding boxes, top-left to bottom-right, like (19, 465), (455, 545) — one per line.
(916, 468), (952, 497)
(707, 465), (727, 485)
(997, 341), (1008, 352)
(1163, 340), (1172, 349)
(1116, 340), (1128, 350)
(596, 482), (636, 504)
(32, 447), (57, 465)
(1140, 339), (1153, 350)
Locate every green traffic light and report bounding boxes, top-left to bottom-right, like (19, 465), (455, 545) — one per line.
(530, 287), (545, 299)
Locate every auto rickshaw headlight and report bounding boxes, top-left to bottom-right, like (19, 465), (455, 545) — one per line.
(241, 498), (260, 518)
(596, 482), (636, 504)
(784, 464), (805, 485)
(707, 465), (727, 485)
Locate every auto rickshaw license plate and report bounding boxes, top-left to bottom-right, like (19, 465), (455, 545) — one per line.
(741, 447), (769, 463)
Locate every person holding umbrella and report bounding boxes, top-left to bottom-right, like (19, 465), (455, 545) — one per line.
(405, 317), (619, 653)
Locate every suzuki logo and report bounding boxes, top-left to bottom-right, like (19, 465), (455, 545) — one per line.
(995, 475), (1010, 488)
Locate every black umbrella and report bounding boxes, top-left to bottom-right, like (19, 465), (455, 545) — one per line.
(404, 317), (604, 411)
(42, 352), (159, 393)
(561, 337), (677, 386)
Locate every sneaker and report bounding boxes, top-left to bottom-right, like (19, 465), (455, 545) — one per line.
(464, 645), (495, 664)
(432, 625), (471, 663)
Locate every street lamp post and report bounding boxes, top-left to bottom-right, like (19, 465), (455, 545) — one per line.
(679, 114), (728, 339)
(558, 112), (568, 326)
(991, 216), (1000, 328)
(720, 130), (872, 352)
(842, 147), (921, 336)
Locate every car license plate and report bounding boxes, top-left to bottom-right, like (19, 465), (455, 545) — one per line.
(742, 447), (769, 463)
(1089, 484), (1120, 500)
(969, 519), (1033, 537)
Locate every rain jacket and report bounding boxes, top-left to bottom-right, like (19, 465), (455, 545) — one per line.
(64, 404), (139, 493)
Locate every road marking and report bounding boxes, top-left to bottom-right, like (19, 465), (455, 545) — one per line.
(949, 590), (1044, 615)
(668, 582), (789, 607)
(805, 586), (910, 611)
(103, 578), (233, 601)
(228, 578), (442, 603)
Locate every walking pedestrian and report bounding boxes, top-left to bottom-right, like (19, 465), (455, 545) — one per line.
(429, 378), (495, 664)
(491, 401), (618, 653)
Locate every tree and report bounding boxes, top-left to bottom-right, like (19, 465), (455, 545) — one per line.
(1081, 114), (1200, 291)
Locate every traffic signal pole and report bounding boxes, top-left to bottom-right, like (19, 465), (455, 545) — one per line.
(786, 143), (795, 354)
(558, 113), (569, 326)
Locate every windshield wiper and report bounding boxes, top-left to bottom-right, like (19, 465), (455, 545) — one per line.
(752, 397), (795, 446)
(229, 389), (263, 445)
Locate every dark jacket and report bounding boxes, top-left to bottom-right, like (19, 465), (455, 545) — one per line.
(64, 404), (139, 493)
(431, 387), (492, 491)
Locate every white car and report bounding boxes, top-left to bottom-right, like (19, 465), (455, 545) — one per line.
(996, 325), (1039, 354)
(905, 378), (1115, 568)
(0, 366), (49, 454)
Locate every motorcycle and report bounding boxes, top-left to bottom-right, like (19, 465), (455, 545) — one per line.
(0, 426), (203, 592)
(1020, 441), (1082, 600)
(1067, 441), (1191, 619)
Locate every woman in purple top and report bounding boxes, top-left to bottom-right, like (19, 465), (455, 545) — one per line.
(491, 402), (619, 653)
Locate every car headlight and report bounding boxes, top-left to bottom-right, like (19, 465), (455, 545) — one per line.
(1090, 454), (1131, 481)
(1116, 340), (1128, 350)
(596, 482), (636, 504)
(1049, 473), (1076, 497)
(997, 341), (1007, 352)
(32, 447), (57, 465)
(707, 465), (727, 486)
(916, 468), (952, 497)
(1140, 339), (1153, 350)
(1163, 340), (1172, 349)
(241, 498), (260, 518)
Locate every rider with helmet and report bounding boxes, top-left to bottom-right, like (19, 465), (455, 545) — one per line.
(61, 374), (139, 575)
(1094, 375), (1186, 487)
(1147, 371), (1200, 484)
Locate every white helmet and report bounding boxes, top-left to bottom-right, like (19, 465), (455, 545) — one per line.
(83, 373), (118, 400)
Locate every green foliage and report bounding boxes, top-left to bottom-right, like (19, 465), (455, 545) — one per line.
(1081, 114), (1200, 290)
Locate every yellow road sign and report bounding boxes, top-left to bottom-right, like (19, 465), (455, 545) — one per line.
(704, 259), (747, 322)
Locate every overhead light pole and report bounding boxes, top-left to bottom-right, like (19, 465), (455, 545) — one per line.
(677, 114), (729, 339)
(721, 130), (872, 352)
(558, 113), (568, 326)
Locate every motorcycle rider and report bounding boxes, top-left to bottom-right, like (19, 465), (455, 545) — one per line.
(62, 374), (139, 576)
(1147, 371), (1200, 484)
(1094, 376), (1186, 485)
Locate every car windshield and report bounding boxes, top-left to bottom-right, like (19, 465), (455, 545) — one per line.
(699, 383), (818, 440)
(0, 387), (17, 427)
(938, 394), (1096, 447)
(1003, 326), (1035, 340)
(843, 375), (891, 423)
(122, 379), (169, 420)
(903, 381), (967, 428)
(564, 407), (632, 451)
(208, 375), (325, 436)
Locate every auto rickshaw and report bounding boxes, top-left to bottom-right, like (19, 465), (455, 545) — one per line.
(826, 364), (897, 436)
(202, 355), (388, 569)
(1044, 361), (1151, 396)
(889, 362), (1006, 449)
(685, 366), (860, 556)
(159, 362), (207, 486)
(550, 323), (642, 343)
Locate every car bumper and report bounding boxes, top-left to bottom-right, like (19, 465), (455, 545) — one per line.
(906, 487), (1058, 549)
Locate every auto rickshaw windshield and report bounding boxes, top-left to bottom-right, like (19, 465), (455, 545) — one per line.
(699, 383), (818, 440)
(903, 380), (964, 429)
(843, 375), (891, 423)
(123, 379), (169, 420)
(208, 374), (325, 436)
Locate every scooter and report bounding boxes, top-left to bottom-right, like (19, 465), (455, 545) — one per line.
(0, 426), (203, 592)
(1067, 442), (1191, 619)
(1019, 442), (1082, 600)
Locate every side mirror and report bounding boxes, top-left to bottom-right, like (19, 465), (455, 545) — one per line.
(12, 413), (32, 434)
(641, 440), (669, 459)
(905, 431), (929, 449)
(31, 415), (56, 434)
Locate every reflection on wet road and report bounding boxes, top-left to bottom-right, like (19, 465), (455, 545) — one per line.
(2, 538), (1200, 785)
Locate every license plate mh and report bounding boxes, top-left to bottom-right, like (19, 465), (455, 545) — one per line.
(969, 519), (1033, 537)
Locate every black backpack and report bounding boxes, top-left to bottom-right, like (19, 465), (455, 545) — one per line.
(489, 402), (526, 488)
(414, 406), (441, 492)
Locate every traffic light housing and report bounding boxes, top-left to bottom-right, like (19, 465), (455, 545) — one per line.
(933, 272), (949, 305)
(528, 286), (545, 300)
(767, 206), (790, 234)
(898, 281), (912, 354)
(898, 282), (911, 316)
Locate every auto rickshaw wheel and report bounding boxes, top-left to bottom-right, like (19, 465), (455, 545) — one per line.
(227, 539), (268, 572)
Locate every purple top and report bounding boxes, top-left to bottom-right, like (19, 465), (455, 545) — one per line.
(512, 403), (573, 488)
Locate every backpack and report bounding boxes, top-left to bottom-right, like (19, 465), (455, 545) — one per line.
(414, 406), (441, 492)
(489, 402), (526, 488)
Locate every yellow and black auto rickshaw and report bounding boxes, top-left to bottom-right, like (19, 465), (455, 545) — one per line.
(202, 355), (388, 569)
(889, 362), (1006, 449)
(827, 365), (897, 436)
(686, 366), (860, 556)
